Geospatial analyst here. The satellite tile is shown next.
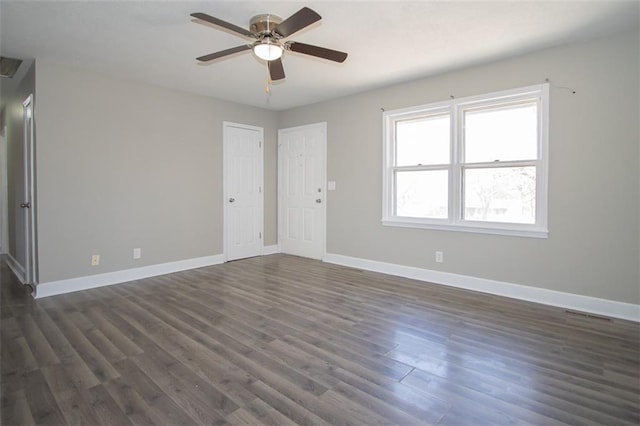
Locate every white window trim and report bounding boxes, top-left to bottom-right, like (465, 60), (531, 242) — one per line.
(382, 83), (549, 238)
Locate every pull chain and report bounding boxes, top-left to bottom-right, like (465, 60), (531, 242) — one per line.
(265, 61), (272, 94)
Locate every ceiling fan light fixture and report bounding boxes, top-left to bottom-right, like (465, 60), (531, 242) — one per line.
(253, 39), (283, 61)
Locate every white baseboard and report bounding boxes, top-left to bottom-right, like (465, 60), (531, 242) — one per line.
(323, 253), (640, 322)
(34, 254), (225, 299)
(7, 253), (26, 284)
(263, 245), (280, 255)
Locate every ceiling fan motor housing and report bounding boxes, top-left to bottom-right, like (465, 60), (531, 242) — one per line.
(250, 14), (283, 38)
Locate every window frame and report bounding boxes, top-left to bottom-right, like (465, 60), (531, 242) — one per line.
(382, 83), (549, 238)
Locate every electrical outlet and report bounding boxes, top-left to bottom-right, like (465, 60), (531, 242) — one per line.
(133, 248), (141, 259)
(91, 254), (100, 266)
(435, 251), (444, 263)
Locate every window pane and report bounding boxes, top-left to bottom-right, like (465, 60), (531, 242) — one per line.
(396, 114), (450, 166)
(464, 102), (537, 163)
(463, 167), (536, 224)
(396, 170), (448, 218)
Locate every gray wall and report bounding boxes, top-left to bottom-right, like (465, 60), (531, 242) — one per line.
(22, 30), (640, 306)
(279, 30), (640, 304)
(1, 61), (35, 267)
(35, 60), (277, 282)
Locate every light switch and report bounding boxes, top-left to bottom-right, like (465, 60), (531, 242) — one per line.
(328, 181), (336, 191)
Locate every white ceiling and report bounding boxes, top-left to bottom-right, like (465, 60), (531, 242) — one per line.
(1, 1), (638, 111)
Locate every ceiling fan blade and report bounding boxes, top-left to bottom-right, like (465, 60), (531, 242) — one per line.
(196, 45), (251, 62)
(191, 12), (255, 38)
(269, 58), (286, 81)
(273, 7), (321, 38)
(288, 42), (348, 63)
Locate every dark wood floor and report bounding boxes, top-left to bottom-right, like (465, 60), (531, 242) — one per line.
(1, 254), (639, 425)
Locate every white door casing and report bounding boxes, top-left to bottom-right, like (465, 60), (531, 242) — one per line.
(278, 122), (326, 260)
(22, 95), (37, 284)
(223, 122), (263, 261)
(0, 126), (8, 254)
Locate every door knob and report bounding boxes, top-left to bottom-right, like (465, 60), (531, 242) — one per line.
(315, 199), (322, 204)
(20, 202), (30, 208)
(229, 198), (235, 203)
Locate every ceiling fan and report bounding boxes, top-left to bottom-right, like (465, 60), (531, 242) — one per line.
(190, 7), (348, 82)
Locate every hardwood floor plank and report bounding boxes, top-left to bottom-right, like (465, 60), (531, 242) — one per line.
(252, 379), (384, 425)
(103, 377), (166, 426)
(296, 331), (414, 381)
(67, 310), (127, 363)
(241, 397), (300, 426)
(53, 388), (101, 426)
(86, 384), (134, 426)
(247, 379), (330, 425)
(1, 369), (30, 396)
(355, 317), (450, 348)
(82, 307), (144, 357)
(328, 366), (450, 424)
(22, 369), (67, 424)
(222, 279), (360, 330)
(437, 404), (535, 426)
(320, 387), (425, 425)
(402, 366), (584, 425)
(278, 334), (417, 393)
(305, 326), (395, 356)
(106, 302), (243, 419)
(1, 316), (38, 374)
(28, 305), (85, 365)
(40, 356), (99, 395)
(15, 313), (60, 367)
(41, 363), (79, 395)
(226, 407), (265, 425)
(155, 306), (322, 406)
(111, 358), (198, 426)
(43, 307), (120, 382)
(412, 351), (632, 424)
(84, 304), (161, 355)
(1, 333), (38, 378)
(167, 283), (307, 339)
(448, 333), (640, 401)
(129, 352), (228, 425)
(1, 389), (36, 426)
(63, 360), (103, 391)
(1, 254), (638, 425)
(146, 289), (280, 350)
(258, 338), (342, 389)
(120, 289), (332, 400)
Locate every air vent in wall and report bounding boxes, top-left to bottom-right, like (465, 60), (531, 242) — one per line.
(0, 56), (23, 78)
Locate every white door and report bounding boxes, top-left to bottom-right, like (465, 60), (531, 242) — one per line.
(224, 122), (263, 261)
(278, 122), (326, 260)
(22, 95), (37, 284)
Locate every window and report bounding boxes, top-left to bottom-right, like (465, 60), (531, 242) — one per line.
(382, 84), (549, 238)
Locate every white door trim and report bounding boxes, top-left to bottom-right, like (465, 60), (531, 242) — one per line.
(277, 122), (327, 260)
(0, 125), (8, 254)
(223, 121), (264, 262)
(22, 94), (37, 284)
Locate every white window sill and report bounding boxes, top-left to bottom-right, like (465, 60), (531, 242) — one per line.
(381, 219), (548, 239)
